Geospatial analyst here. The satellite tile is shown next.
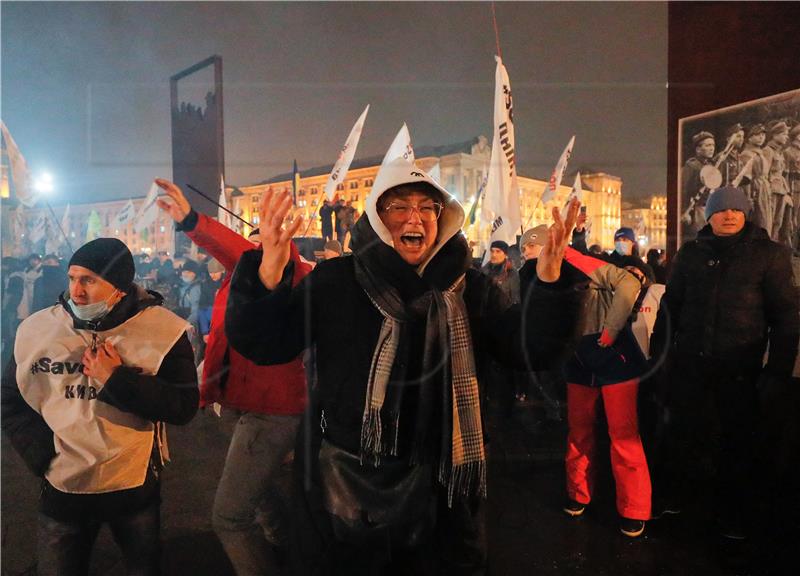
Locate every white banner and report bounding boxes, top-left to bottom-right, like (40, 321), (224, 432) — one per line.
(217, 175), (231, 229)
(561, 172), (583, 220)
(324, 104), (369, 201)
(29, 213), (47, 244)
(134, 183), (159, 232)
(482, 55), (521, 248)
(542, 135), (575, 205)
(112, 199), (136, 229)
(1, 121), (34, 207)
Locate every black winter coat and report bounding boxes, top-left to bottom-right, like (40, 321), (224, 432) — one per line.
(1, 286), (198, 520)
(650, 223), (798, 377)
(226, 250), (581, 455)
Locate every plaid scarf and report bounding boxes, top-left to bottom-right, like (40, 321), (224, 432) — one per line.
(350, 217), (486, 504)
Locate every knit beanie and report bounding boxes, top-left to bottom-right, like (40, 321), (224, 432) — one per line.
(490, 240), (509, 253)
(68, 238), (135, 291)
(614, 227), (636, 243)
(704, 186), (752, 220)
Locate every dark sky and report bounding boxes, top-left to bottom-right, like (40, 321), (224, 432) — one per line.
(1, 1), (667, 205)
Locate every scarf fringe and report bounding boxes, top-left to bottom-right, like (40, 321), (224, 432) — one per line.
(360, 409), (400, 466)
(440, 459), (487, 507)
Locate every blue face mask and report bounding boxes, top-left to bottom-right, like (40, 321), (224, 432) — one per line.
(68, 292), (117, 322)
(614, 241), (632, 256)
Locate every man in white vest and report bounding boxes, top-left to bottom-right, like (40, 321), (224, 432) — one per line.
(1, 237), (198, 576)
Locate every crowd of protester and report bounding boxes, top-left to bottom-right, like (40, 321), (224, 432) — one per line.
(1, 162), (797, 575)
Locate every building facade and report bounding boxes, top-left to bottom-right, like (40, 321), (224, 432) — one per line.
(3, 197), (175, 258)
(235, 136), (624, 252)
(620, 195), (667, 251)
(3, 136), (626, 258)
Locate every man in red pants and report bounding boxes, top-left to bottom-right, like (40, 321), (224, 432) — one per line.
(561, 247), (652, 537)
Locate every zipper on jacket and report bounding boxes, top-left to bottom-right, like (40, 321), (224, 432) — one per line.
(320, 409), (328, 434)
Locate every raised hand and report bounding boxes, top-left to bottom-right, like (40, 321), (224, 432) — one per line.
(154, 178), (191, 223)
(258, 188), (304, 290)
(536, 198), (580, 283)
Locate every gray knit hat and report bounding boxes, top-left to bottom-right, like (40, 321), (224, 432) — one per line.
(704, 186), (752, 220)
(519, 225), (549, 252)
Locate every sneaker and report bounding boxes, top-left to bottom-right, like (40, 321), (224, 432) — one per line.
(620, 518), (646, 538)
(563, 499), (586, 517)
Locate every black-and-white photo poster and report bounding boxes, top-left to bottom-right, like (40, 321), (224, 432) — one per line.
(678, 88), (800, 257)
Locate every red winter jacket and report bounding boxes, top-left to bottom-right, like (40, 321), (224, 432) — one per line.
(179, 211), (311, 414)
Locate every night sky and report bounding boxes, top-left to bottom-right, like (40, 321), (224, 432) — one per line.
(1, 1), (667, 206)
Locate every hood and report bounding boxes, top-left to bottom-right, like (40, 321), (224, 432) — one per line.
(365, 127), (465, 273)
(59, 283), (164, 331)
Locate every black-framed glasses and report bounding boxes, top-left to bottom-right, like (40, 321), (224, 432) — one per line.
(383, 201), (443, 222)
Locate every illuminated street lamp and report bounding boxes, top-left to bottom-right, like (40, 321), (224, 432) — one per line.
(33, 172), (54, 195)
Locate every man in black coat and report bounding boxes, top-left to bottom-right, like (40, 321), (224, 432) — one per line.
(650, 186), (799, 542)
(225, 140), (583, 575)
(1, 238), (198, 576)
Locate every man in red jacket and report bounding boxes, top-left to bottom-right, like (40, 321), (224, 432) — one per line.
(155, 179), (312, 574)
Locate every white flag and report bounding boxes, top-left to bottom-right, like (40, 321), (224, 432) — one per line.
(45, 218), (61, 255)
(60, 204), (71, 237)
(381, 124), (415, 167)
(324, 104), (370, 201)
(29, 213), (47, 244)
(482, 55), (521, 247)
(217, 175), (231, 228)
(1, 121), (34, 207)
(134, 183), (159, 232)
(561, 172), (583, 219)
(10, 205), (25, 256)
(112, 199), (136, 228)
(542, 135), (575, 205)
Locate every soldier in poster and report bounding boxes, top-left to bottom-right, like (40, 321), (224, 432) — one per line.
(681, 131), (716, 236)
(782, 124), (800, 249)
(763, 120), (793, 245)
(717, 123), (745, 186)
(739, 124), (773, 234)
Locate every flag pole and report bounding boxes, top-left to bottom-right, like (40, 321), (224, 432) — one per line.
(302, 210), (317, 237)
(44, 200), (73, 253)
(187, 184), (254, 228)
(491, 2), (503, 59)
(524, 197), (543, 230)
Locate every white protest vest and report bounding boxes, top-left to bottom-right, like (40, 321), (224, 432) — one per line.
(630, 284), (665, 358)
(15, 304), (188, 494)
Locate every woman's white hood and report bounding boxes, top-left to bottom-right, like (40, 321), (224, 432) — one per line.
(364, 125), (465, 271)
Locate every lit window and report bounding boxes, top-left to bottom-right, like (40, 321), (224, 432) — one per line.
(160, 225), (165, 233)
